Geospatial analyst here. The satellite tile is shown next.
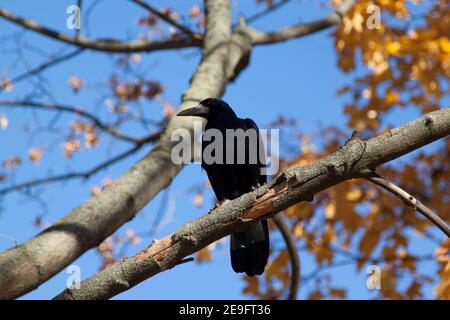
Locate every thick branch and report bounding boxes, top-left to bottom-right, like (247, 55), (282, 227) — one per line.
(0, 8), (201, 53)
(248, 0), (355, 45)
(53, 107), (450, 300)
(272, 215), (300, 300)
(0, 0), (242, 300)
(363, 172), (450, 238)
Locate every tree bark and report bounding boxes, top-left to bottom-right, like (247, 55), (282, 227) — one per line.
(53, 107), (450, 300)
(0, 0), (372, 300)
(0, 0), (242, 300)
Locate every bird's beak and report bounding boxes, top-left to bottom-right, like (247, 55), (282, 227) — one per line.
(177, 105), (209, 118)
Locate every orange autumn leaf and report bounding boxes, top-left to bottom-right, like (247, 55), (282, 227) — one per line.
(28, 147), (45, 163)
(243, 276), (260, 296)
(359, 229), (381, 258)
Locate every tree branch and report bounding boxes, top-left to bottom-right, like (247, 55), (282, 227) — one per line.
(0, 7), (201, 53)
(248, 0), (355, 45)
(0, 48), (84, 92)
(0, 143), (145, 196)
(0, 100), (161, 144)
(0, 0), (243, 300)
(362, 172), (450, 238)
(53, 107), (450, 300)
(130, 0), (200, 39)
(272, 214), (300, 300)
(240, 0), (294, 26)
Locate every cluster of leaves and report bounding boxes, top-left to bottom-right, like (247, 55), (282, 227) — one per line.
(110, 76), (164, 102)
(334, 0), (449, 131)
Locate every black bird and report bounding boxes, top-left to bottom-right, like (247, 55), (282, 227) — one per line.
(177, 98), (269, 276)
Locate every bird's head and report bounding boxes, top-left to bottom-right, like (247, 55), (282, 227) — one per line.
(176, 98), (236, 120)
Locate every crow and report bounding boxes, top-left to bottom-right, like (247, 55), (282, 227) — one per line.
(177, 98), (269, 276)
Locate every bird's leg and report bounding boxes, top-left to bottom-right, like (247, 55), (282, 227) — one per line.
(251, 183), (261, 191)
(207, 204), (218, 214)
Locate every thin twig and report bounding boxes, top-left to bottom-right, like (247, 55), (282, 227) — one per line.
(272, 214), (300, 300)
(249, 0), (355, 45)
(244, 0), (293, 25)
(0, 48), (84, 92)
(0, 233), (18, 247)
(130, 0), (200, 39)
(363, 171), (450, 238)
(0, 143), (143, 195)
(0, 100), (161, 144)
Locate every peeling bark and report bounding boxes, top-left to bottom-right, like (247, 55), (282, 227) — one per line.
(54, 108), (450, 300)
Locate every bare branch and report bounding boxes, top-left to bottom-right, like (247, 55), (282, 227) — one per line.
(0, 233), (18, 248)
(243, 0), (293, 25)
(362, 172), (450, 238)
(248, 0), (355, 45)
(0, 48), (84, 92)
(272, 214), (300, 300)
(130, 0), (200, 39)
(52, 107), (450, 300)
(0, 100), (161, 144)
(0, 8), (201, 53)
(0, 143), (144, 196)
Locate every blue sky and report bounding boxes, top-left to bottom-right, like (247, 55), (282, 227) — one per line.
(0, 0), (447, 299)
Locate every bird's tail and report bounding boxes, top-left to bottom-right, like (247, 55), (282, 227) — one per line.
(230, 219), (270, 276)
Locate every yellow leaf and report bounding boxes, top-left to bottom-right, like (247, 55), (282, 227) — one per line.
(439, 37), (450, 53)
(346, 188), (362, 202)
(293, 223), (304, 238)
(286, 202), (314, 219)
(385, 90), (400, 104)
(386, 41), (401, 55)
(325, 201), (336, 220)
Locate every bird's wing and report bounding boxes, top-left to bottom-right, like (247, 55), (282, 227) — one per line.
(244, 118), (267, 185)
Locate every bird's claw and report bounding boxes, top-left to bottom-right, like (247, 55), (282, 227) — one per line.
(251, 183), (261, 191)
(208, 199), (231, 214)
(207, 205), (217, 214)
